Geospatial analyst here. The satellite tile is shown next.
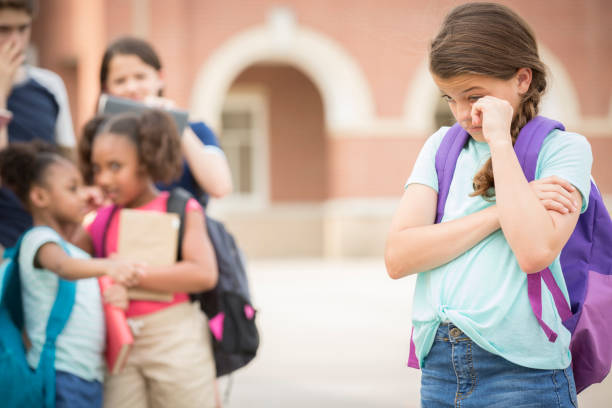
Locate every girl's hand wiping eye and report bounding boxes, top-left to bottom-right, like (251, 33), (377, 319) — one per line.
(471, 96), (513, 146)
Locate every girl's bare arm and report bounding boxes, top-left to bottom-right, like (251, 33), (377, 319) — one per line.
(490, 141), (582, 274)
(385, 183), (500, 279)
(181, 127), (233, 198)
(473, 96), (583, 274)
(134, 207), (218, 293)
(36, 242), (141, 285)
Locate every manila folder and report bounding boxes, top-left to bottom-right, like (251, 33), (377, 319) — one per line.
(117, 209), (180, 302)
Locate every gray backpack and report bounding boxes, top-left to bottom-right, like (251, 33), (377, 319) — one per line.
(167, 187), (260, 377)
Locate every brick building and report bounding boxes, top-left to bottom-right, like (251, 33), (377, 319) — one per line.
(31, 0), (612, 257)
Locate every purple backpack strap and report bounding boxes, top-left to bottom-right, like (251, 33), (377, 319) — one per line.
(527, 270), (572, 342)
(513, 116), (564, 182)
(88, 205), (118, 258)
(407, 327), (419, 368)
(514, 116), (574, 342)
(434, 124), (470, 223)
(407, 124), (469, 369)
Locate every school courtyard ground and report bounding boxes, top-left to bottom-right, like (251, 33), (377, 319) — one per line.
(223, 258), (612, 408)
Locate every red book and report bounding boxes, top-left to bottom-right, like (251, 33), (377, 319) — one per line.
(98, 276), (133, 374)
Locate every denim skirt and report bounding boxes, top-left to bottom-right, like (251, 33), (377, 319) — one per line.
(420, 323), (578, 408)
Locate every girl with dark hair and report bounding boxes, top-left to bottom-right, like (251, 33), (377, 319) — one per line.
(385, 3), (592, 406)
(0, 142), (142, 408)
(99, 36), (232, 205)
(76, 109), (219, 408)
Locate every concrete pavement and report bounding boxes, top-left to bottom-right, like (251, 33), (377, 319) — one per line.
(222, 258), (612, 407)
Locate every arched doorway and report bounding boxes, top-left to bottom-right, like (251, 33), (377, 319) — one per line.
(189, 11), (377, 257)
(212, 63), (328, 257)
(220, 63), (327, 205)
(188, 8), (375, 136)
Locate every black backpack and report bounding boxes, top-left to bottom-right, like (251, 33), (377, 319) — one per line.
(167, 187), (259, 377)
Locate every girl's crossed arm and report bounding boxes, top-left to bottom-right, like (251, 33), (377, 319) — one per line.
(385, 174), (579, 280)
(490, 142), (581, 273)
(133, 207), (218, 293)
(475, 96), (584, 274)
(385, 183), (500, 279)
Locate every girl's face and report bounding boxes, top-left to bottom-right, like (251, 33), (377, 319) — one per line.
(91, 132), (153, 207)
(433, 72), (529, 141)
(104, 54), (163, 101)
(43, 161), (88, 225)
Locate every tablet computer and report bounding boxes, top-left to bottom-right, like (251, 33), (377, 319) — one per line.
(97, 94), (189, 135)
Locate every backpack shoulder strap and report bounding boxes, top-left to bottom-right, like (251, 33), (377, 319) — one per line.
(2, 228), (76, 408)
(514, 117), (571, 343)
(513, 116), (565, 181)
(166, 187), (192, 260)
(89, 205), (119, 258)
(434, 123), (470, 223)
(40, 249), (76, 408)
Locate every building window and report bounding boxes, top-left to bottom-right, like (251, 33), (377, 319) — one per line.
(219, 90), (268, 208)
(221, 110), (254, 194)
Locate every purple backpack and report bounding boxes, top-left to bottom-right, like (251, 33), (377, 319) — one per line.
(408, 116), (612, 393)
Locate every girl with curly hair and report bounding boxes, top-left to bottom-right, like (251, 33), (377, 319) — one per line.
(77, 109), (219, 408)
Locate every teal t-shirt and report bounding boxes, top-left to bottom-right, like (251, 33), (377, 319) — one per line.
(406, 127), (593, 370)
(18, 226), (105, 381)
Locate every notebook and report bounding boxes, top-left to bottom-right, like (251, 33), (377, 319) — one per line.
(117, 209), (180, 302)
